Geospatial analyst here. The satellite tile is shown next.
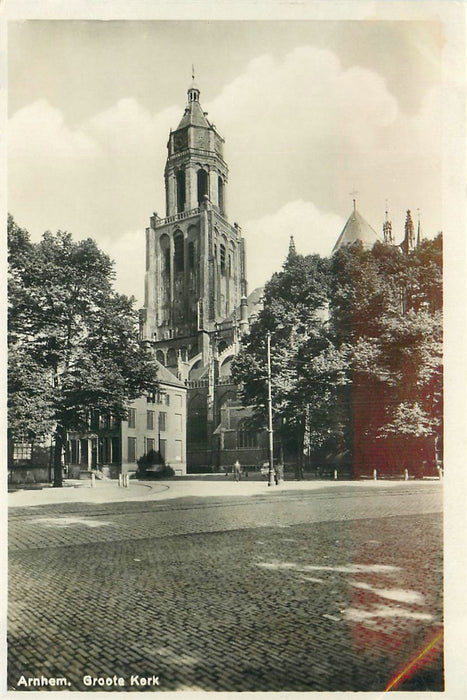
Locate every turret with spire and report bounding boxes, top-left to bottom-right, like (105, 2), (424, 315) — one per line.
(383, 201), (394, 244)
(401, 209), (415, 255)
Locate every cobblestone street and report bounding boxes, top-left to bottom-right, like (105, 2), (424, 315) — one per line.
(8, 482), (443, 692)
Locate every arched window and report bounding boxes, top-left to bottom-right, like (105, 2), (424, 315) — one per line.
(179, 346), (188, 362)
(237, 420), (258, 449)
(197, 169), (208, 205)
(220, 244), (226, 275)
(228, 254), (232, 277)
(218, 176), (224, 214)
(156, 350), (165, 366)
(167, 348), (177, 367)
(174, 233), (184, 273)
(176, 170), (186, 213)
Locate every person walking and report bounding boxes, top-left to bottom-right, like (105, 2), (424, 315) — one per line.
(233, 460), (241, 482)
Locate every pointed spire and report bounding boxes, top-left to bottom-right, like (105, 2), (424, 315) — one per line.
(349, 190), (358, 212)
(416, 208), (422, 247)
(403, 209), (415, 254)
(383, 199), (394, 244)
(188, 65), (200, 103)
(288, 235), (297, 259)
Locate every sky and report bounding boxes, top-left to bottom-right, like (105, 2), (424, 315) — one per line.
(8, 16), (448, 303)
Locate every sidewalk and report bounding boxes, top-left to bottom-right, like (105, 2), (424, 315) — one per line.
(8, 475), (439, 508)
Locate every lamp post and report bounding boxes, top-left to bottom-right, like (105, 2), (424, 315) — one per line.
(266, 331), (275, 487)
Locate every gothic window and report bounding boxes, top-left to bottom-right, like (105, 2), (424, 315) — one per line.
(164, 248), (170, 272)
(220, 244), (226, 275)
(176, 170), (186, 213)
(197, 169), (208, 205)
(228, 254), (232, 277)
(174, 233), (184, 273)
(156, 350), (165, 366)
(167, 348), (177, 367)
(218, 176), (224, 214)
(188, 241), (195, 270)
(237, 420), (258, 449)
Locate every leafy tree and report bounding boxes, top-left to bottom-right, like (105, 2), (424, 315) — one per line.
(232, 250), (340, 467)
(8, 216), (159, 486)
(234, 234), (442, 477)
(330, 239), (442, 474)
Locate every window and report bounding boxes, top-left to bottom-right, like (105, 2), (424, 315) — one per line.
(164, 248), (170, 272)
(175, 440), (182, 461)
(218, 176), (224, 213)
(147, 410), (155, 431)
(175, 413), (182, 432)
(159, 412), (167, 432)
(146, 438), (155, 454)
(197, 169), (208, 205)
(70, 439), (78, 464)
(128, 408), (136, 429)
(99, 413), (110, 430)
(237, 421), (258, 449)
(165, 393), (170, 407)
(220, 244), (226, 275)
(13, 442), (33, 461)
(128, 437), (137, 463)
(174, 233), (184, 273)
(176, 170), (186, 213)
(156, 350), (165, 366)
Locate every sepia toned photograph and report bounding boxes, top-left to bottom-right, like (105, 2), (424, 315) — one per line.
(4, 1), (465, 695)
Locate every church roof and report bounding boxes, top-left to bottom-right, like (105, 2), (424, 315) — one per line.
(176, 99), (211, 130)
(332, 208), (381, 253)
(154, 360), (186, 389)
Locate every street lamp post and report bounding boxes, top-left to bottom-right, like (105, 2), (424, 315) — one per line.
(267, 331), (275, 487)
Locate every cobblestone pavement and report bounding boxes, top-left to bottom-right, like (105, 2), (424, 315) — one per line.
(8, 483), (443, 692)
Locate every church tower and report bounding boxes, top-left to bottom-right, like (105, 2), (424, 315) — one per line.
(143, 79), (248, 370)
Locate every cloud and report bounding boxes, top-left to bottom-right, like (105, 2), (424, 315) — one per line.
(244, 199), (345, 290)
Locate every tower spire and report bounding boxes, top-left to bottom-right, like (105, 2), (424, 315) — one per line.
(383, 199), (393, 244)
(288, 235), (297, 259)
(403, 209), (415, 254)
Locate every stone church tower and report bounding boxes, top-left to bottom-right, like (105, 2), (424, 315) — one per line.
(142, 79), (248, 371)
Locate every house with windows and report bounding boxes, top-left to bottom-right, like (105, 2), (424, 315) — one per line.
(120, 363), (187, 476)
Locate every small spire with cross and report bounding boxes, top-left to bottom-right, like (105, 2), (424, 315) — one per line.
(349, 190), (358, 211)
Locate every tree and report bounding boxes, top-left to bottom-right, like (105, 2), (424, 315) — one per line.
(8, 216), (159, 486)
(231, 251), (340, 467)
(330, 239), (443, 475)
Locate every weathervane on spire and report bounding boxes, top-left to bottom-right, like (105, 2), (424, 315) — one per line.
(349, 190), (359, 211)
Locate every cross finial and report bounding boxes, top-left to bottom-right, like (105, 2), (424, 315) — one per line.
(385, 198), (390, 220)
(192, 64), (195, 81)
(349, 190), (358, 211)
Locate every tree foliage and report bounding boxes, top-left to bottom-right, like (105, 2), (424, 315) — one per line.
(8, 215), (159, 485)
(233, 234), (443, 475)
